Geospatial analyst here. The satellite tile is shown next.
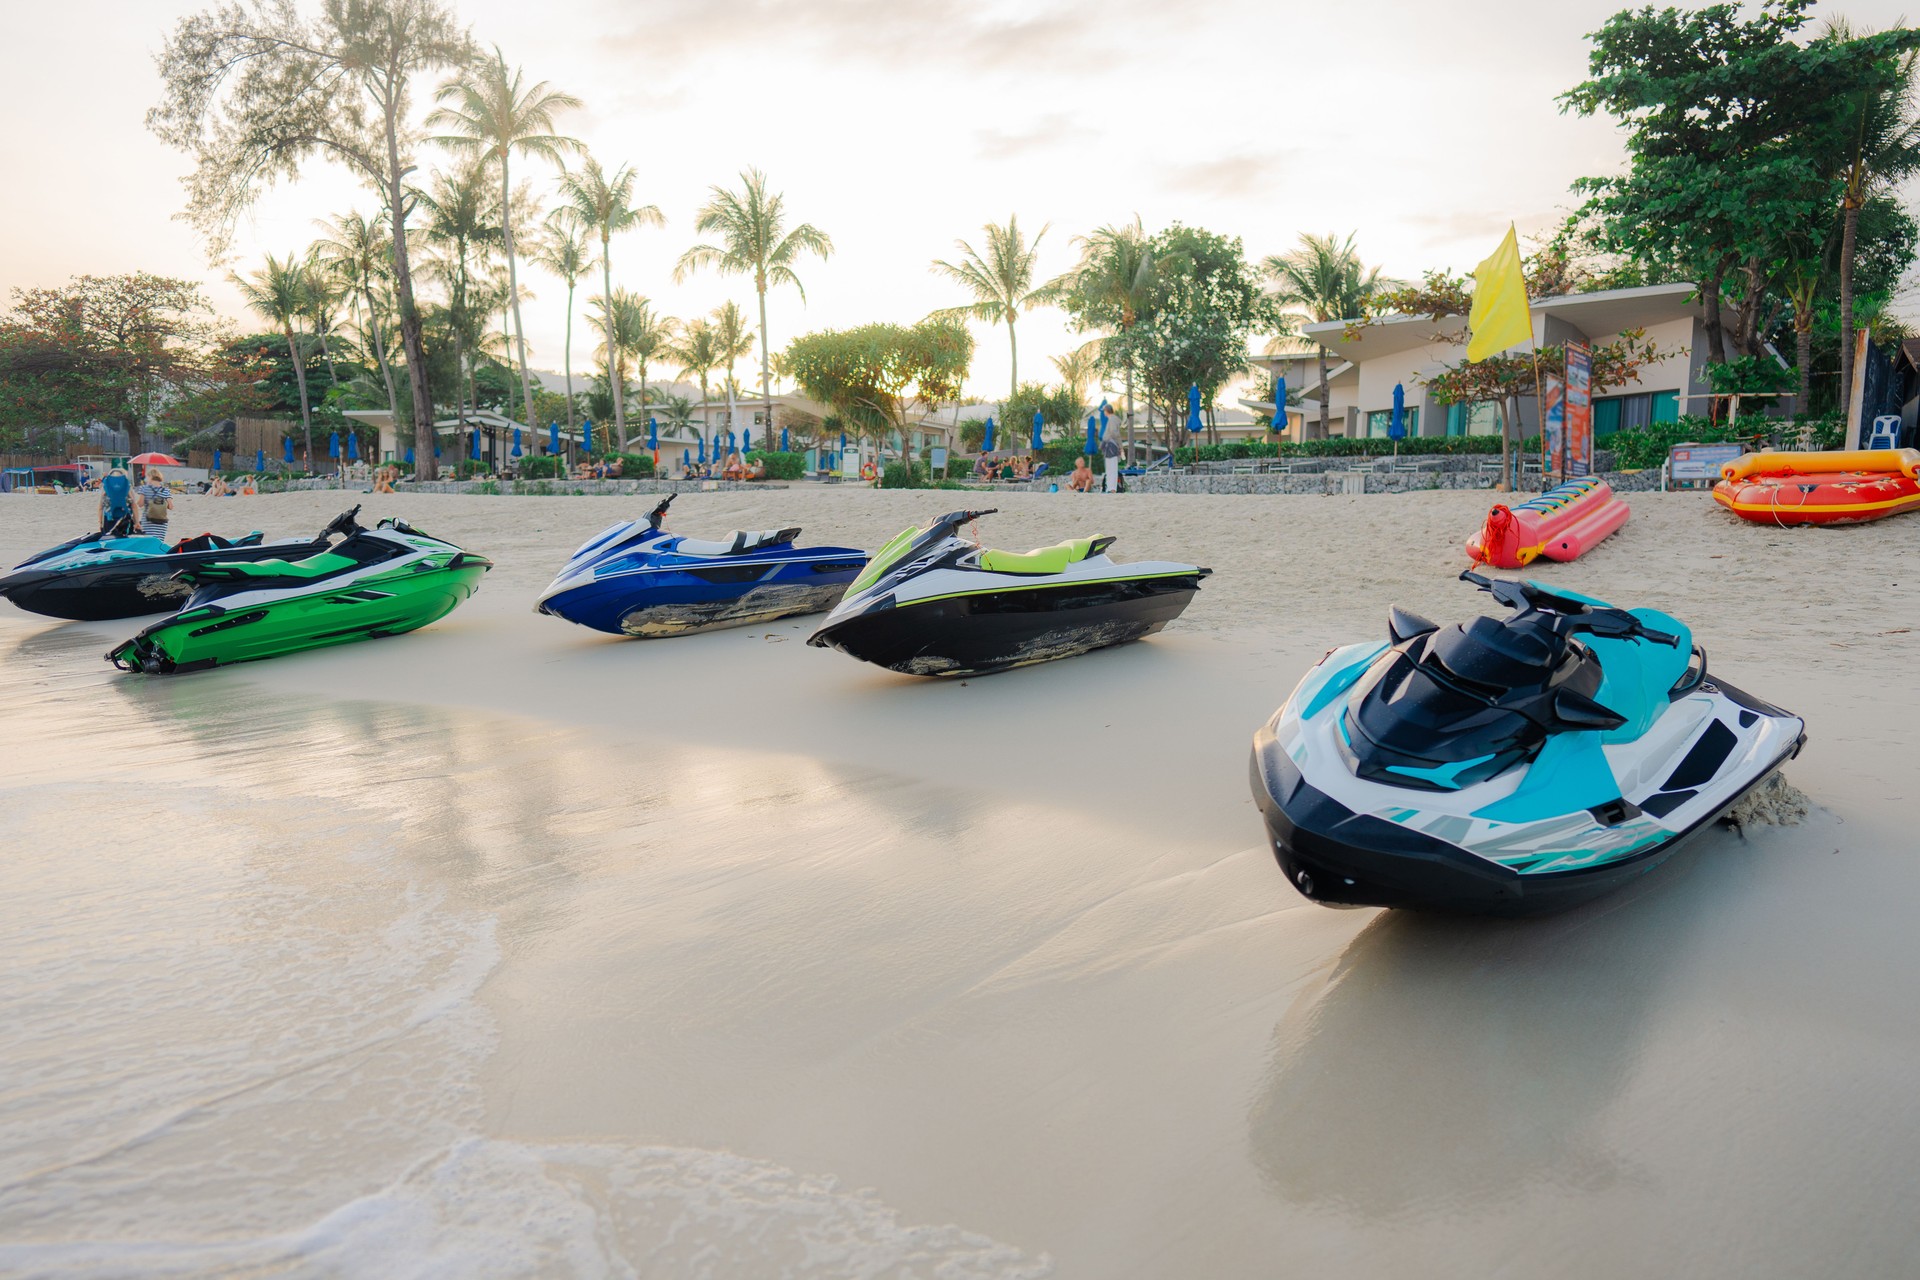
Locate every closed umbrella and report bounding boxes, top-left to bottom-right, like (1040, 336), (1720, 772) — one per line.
(697, 435), (706, 464)
(1389, 381), (1407, 459)
(212, 448), (221, 473)
(283, 436), (294, 465)
(1186, 383), (1203, 435)
(1031, 410), (1043, 451)
(780, 426), (789, 452)
(1271, 376), (1288, 434)
(511, 428), (523, 458)
(1098, 401), (1109, 441)
(329, 431), (340, 459)
(549, 421), (559, 459)
(255, 449), (265, 473)
(470, 428), (481, 461)
(742, 427), (751, 453)
(982, 415), (995, 453)
(728, 429), (737, 454)
(583, 418), (594, 455)
(681, 448), (691, 470)
(1085, 414), (1098, 453)
(348, 433), (360, 461)
(406, 447), (415, 465)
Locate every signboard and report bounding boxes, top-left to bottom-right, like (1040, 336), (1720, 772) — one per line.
(1668, 442), (1743, 482)
(1540, 367), (1566, 476)
(1565, 341), (1593, 477)
(930, 446), (949, 471)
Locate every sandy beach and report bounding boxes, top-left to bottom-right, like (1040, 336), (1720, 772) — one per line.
(3, 484), (1918, 1278)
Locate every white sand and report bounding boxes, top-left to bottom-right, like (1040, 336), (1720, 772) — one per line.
(2, 484), (1917, 1277)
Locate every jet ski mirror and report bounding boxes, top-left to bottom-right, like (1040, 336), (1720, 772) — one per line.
(1387, 605), (1438, 644)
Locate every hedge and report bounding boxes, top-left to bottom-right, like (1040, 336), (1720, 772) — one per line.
(747, 450), (806, 480)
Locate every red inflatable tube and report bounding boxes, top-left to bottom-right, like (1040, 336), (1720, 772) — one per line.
(1466, 477), (1631, 568)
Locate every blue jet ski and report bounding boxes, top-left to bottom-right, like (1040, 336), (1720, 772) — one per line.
(534, 495), (870, 637)
(1249, 571), (1806, 916)
(0, 517), (328, 621)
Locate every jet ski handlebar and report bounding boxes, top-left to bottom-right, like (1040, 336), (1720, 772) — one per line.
(321, 506), (365, 540)
(648, 494), (676, 529)
(1459, 569), (1679, 647)
(932, 508), (998, 536)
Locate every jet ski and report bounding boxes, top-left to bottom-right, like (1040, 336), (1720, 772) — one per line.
(0, 518), (328, 621)
(534, 494), (869, 637)
(1249, 571), (1805, 915)
(807, 507), (1210, 677)
(106, 507), (491, 674)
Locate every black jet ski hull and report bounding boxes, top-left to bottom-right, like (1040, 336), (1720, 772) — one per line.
(810, 575), (1206, 677)
(0, 540), (326, 621)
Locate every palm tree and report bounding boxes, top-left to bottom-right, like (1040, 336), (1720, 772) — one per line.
(676, 168), (833, 441)
(528, 209), (595, 434)
(231, 252), (315, 468)
(711, 301), (755, 450)
(429, 47), (582, 432)
(626, 301), (677, 451)
(931, 214), (1057, 399)
(416, 163), (500, 459)
(1828, 21), (1920, 411)
(313, 209), (401, 421)
(590, 288), (662, 450)
(558, 155), (665, 451)
(299, 247), (343, 386)
(1063, 218), (1153, 458)
(1263, 232), (1389, 439)
(1050, 342), (1102, 408)
(672, 318), (720, 456)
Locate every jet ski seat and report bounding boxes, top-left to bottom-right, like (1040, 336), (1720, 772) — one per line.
(977, 536), (1117, 575)
(206, 551), (362, 579)
(170, 531), (266, 554)
(675, 527), (802, 557)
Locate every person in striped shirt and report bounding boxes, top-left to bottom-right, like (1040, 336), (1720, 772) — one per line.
(134, 468), (174, 541)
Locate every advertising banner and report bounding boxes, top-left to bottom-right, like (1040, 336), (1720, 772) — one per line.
(1541, 367), (1566, 477)
(1565, 341), (1593, 476)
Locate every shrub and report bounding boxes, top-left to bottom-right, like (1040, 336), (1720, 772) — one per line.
(747, 450), (806, 480)
(880, 460), (924, 488)
(614, 453), (656, 478)
(517, 454), (564, 479)
(1604, 415), (1748, 471)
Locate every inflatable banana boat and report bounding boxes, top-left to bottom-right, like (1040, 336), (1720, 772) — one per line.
(1712, 448), (1920, 526)
(1466, 476), (1631, 568)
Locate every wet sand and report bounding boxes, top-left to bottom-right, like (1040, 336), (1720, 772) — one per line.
(2, 486), (1917, 1277)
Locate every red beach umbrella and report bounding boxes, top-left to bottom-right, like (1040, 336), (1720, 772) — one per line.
(128, 452), (182, 466)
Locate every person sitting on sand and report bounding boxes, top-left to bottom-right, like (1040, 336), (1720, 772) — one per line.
(1068, 456), (1097, 492)
(974, 454), (995, 481)
(1013, 455), (1033, 480)
(607, 456), (625, 479)
(748, 457), (767, 480)
(373, 467), (395, 495)
(208, 475), (232, 497)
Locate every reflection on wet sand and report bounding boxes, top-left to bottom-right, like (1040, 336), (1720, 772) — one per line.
(1249, 871), (1698, 1220)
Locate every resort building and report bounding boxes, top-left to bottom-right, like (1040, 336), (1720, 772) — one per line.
(1245, 282), (1714, 441)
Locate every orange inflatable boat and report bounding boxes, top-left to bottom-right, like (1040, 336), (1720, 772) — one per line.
(1466, 476), (1631, 568)
(1712, 448), (1920, 526)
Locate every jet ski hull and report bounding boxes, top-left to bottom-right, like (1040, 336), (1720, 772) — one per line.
(537, 556), (867, 637)
(0, 538), (319, 621)
(1250, 671), (1805, 916)
(810, 573), (1207, 677)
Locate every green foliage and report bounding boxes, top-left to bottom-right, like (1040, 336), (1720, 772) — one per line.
(1171, 437), (1509, 463)
(999, 383), (1086, 442)
(518, 453), (564, 478)
(1603, 415), (1748, 470)
(780, 317), (974, 446)
(747, 449), (805, 480)
(614, 452), (656, 478)
(1702, 355), (1796, 395)
(879, 460), (922, 488)
(956, 416), (990, 451)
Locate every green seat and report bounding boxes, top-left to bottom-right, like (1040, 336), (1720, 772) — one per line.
(217, 551), (361, 579)
(978, 537), (1107, 575)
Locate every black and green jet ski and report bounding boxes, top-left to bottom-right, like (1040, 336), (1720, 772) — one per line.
(106, 507), (491, 674)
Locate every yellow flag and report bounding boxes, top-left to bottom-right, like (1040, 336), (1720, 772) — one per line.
(1466, 225), (1532, 362)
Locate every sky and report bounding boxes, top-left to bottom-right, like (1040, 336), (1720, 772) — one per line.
(2, 0), (1916, 405)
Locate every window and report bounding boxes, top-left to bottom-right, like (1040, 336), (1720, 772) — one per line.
(1365, 407), (1419, 437)
(1652, 390), (1680, 423)
(1593, 393), (1653, 434)
(1592, 398), (1622, 437)
(1445, 403), (1501, 437)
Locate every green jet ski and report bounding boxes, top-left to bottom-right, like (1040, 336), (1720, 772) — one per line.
(106, 507), (491, 674)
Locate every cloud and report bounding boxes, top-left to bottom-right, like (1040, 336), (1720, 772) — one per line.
(972, 114), (1090, 161)
(1160, 151), (1302, 202)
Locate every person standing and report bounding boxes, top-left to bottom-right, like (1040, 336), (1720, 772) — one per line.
(1100, 431), (1121, 493)
(99, 467), (135, 534)
(134, 467), (174, 542)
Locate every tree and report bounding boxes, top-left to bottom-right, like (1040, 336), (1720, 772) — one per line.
(626, 299), (676, 450)
(231, 253), (318, 466)
(1122, 225), (1276, 454)
(557, 155), (664, 452)
(0, 274), (233, 453)
(1001, 382), (1087, 446)
(673, 318), (720, 415)
(676, 168), (832, 446)
(1059, 217), (1154, 458)
(150, 0), (476, 478)
(527, 209), (595, 433)
(930, 214), (1057, 398)
(589, 288), (664, 446)
(711, 300), (755, 445)
(1263, 232), (1388, 439)
(416, 162), (498, 459)
(313, 209), (401, 421)
(429, 46), (581, 431)
(780, 318), (972, 473)
(1560, 0), (1918, 374)
(1049, 342), (1101, 407)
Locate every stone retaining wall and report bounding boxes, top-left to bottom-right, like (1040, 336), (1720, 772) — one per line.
(1118, 468), (1664, 496)
(283, 477), (785, 496)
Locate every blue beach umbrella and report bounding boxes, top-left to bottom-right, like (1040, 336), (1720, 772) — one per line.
(1271, 376), (1288, 433)
(1031, 410), (1043, 451)
(1098, 400), (1109, 440)
(1389, 382), (1407, 441)
(697, 434), (707, 464)
(982, 416), (995, 453)
(742, 427), (751, 453)
(470, 428), (481, 461)
(329, 431), (340, 459)
(434, 440), (441, 458)
(283, 436), (294, 464)
(728, 429), (737, 453)
(1086, 414), (1098, 453)
(681, 448), (691, 469)
(511, 428), (522, 458)
(1186, 383), (1203, 435)
(406, 447), (415, 465)
(254, 449), (265, 473)
(348, 433), (360, 461)
(583, 418), (594, 454)
(840, 429), (848, 453)
(548, 421), (559, 457)
(780, 426), (789, 452)
(212, 448), (221, 472)
(647, 416), (658, 452)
